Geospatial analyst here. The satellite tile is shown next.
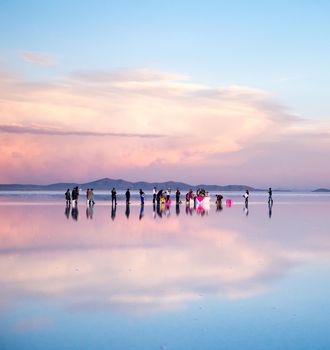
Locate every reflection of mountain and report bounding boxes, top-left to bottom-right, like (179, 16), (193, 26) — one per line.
(0, 177), (259, 191)
(0, 203), (330, 315)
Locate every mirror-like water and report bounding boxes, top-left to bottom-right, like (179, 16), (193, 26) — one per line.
(1, 192), (330, 349)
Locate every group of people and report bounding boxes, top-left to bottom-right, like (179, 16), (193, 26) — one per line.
(65, 186), (275, 208)
(65, 186), (80, 207)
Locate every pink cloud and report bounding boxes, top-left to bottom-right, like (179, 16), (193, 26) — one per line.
(17, 50), (59, 66)
(0, 66), (329, 186)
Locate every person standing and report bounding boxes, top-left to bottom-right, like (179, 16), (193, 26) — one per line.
(125, 188), (131, 204)
(243, 190), (249, 207)
(175, 188), (181, 204)
(152, 186), (157, 204)
(139, 189), (145, 205)
(89, 188), (95, 206)
(86, 188), (90, 206)
(111, 187), (117, 206)
(72, 186), (79, 207)
(65, 189), (71, 206)
(268, 187), (273, 203)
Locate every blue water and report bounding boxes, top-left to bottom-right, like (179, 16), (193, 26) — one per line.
(0, 192), (330, 349)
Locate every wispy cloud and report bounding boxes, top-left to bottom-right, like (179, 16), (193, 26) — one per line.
(0, 124), (165, 138)
(17, 50), (59, 66)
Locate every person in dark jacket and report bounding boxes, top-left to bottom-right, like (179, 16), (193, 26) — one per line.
(125, 188), (130, 204)
(175, 188), (181, 204)
(268, 187), (273, 204)
(111, 187), (117, 206)
(139, 189), (145, 205)
(65, 189), (71, 206)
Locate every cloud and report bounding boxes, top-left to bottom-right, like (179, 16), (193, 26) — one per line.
(70, 68), (188, 83)
(0, 66), (329, 186)
(17, 50), (59, 66)
(0, 124), (165, 138)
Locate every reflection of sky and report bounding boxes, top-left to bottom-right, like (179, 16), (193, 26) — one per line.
(1, 196), (330, 349)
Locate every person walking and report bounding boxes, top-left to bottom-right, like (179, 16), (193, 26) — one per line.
(86, 188), (90, 206)
(111, 187), (117, 206)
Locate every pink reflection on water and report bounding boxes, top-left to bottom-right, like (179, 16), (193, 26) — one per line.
(0, 200), (330, 314)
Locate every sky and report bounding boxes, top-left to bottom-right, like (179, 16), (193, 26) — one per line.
(0, 0), (329, 188)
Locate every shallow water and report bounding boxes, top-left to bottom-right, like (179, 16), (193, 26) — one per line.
(1, 193), (330, 349)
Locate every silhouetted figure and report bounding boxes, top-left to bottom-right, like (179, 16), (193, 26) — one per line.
(65, 205), (70, 219)
(156, 202), (163, 218)
(156, 190), (163, 204)
(268, 187), (273, 204)
(111, 187), (117, 206)
(65, 189), (71, 206)
(243, 190), (249, 206)
(139, 204), (144, 220)
(153, 187), (157, 204)
(125, 202), (130, 219)
(71, 186), (79, 207)
(111, 203), (117, 221)
(268, 201), (273, 218)
(175, 188), (181, 204)
(139, 189), (145, 205)
(216, 194), (223, 205)
(125, 188), (130, 204)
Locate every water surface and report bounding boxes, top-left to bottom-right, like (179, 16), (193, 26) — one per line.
(1, 192), (330, 349)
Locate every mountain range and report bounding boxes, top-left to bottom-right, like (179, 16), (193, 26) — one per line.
(0, 178), (328, 192)
(0, 178), (259, 191)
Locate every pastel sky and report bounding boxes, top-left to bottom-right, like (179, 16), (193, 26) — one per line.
(0, 0), (329, 188)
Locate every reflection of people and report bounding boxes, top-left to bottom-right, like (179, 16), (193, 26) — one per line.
(125, 188), (130, 204)
(65, 205), (70, 219)
(176, 203), (180, 216)
(71, 205), (79, 221)
(125, 202), (130, 219)
(139, 204), (144, 220)
(216, 201), (223, 212)
(268, 187), (273, 204)
(111, 187), (117, 206)
(111, 204), (117, 221)
(268, 201), (273, 218)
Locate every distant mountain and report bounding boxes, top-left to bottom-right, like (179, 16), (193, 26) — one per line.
(312, 188), (330, 192)
(0, 178), (260, 192)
